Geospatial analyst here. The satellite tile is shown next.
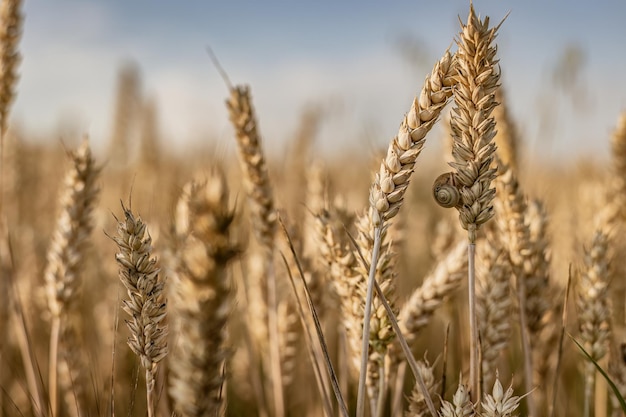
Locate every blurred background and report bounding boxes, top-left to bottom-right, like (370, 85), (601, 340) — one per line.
(13, 0), (626, 161)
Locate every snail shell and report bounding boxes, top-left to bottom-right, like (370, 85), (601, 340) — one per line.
(432, 172), (461, 208)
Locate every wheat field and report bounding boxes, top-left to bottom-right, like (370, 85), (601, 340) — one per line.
(1, 2), (626, 417)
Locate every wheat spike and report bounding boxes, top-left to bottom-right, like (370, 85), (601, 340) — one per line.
(0, 0), (22, 138)
(448, 6), (501, 243)
(44, 140), (99, 417)
(112, 205), (167, 417)
(480, 375), (521, 417)
(169, 172), (238, 417)
(369, 49), (456, 227)
(405, 358), (440, 417)
(439, 381), (474, 417)
(226, 84), (286, 417)
(577, 228), (611, 417)
(476, 233), (511, 392)
(226, 85), (277, 249)
(398, 239), (467, 349)
(492, 88), (519, 171)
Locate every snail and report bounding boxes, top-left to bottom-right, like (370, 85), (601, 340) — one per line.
(432, 172), (461, 208)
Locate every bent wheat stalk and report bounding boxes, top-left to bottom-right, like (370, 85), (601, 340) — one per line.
(355, 48), (455, 417)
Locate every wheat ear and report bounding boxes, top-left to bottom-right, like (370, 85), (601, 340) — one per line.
(493, 163), (537, 415)
(0, 0), (20, 138)
(226, 85), (285, 417)
(398, 238), (467, 350)
(439, 380), (473, 417)
(480, 375), (522, 417)
(405, 358), (440, 417)
(44, 140), (99, 417)
(609, 342), (626, 417)
(577, 228), (611, 417)
(476, 232), (511, 393)
(492, 88), (519, 171)
(447, 5), (501, 401)
(608, 112), (626, 224)
(169, 172), (238, 417)
(0, 0), (22, 218)
(112, 205), (167, 417)
(356, 48), (456, 417)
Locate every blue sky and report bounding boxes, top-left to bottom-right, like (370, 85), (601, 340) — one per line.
(13, 1), (626, 161)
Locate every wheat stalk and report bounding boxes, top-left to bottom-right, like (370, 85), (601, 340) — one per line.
(226, 84), (285, 417)
(107, 63), (141, 168)
(357, 47), (456, 417)
(446, 5), (502, 401)
(44, 140), (99, 417)
(112, 205), (167, 417)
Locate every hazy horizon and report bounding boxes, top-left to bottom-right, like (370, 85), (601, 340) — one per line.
(12, 1), (626, 162)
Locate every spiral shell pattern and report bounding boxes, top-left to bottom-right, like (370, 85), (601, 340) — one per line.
(433, 172), (460, 208)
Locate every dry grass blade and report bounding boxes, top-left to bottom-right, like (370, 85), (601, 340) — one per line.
(278, 218), (349, 417)
(347, 229), (438, 417)
(550, 271), (571, 417)
(279, 253), (335, 417)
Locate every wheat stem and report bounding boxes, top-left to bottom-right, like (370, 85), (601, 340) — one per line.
(467, 243), (479, 403)
(356, 226), (382, 417)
